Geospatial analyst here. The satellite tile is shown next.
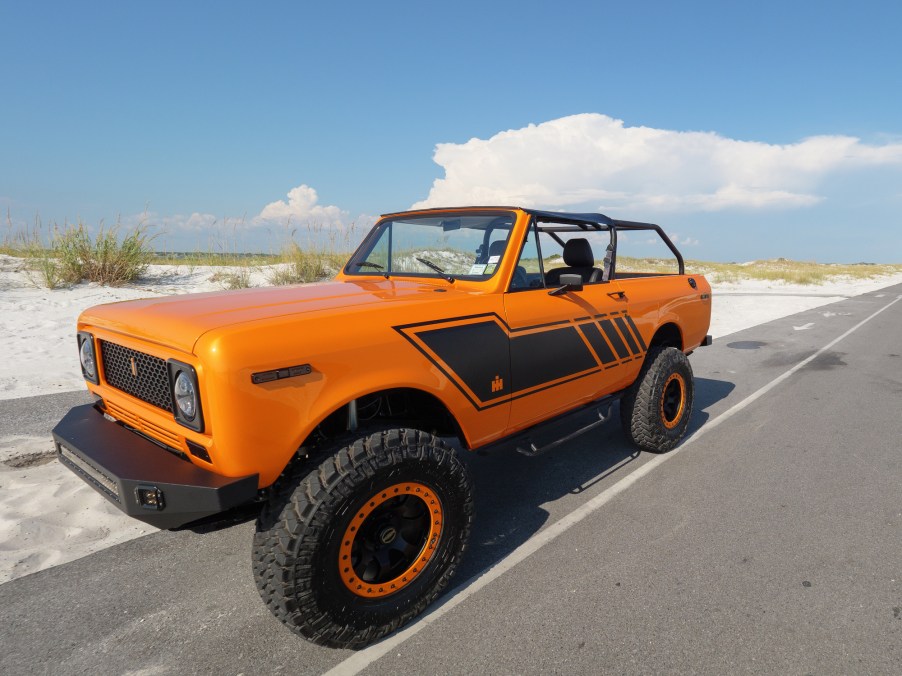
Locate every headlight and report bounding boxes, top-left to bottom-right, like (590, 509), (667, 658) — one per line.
(174, 372), (197, 419)
(78, 332), (98, 384)
(167, 360), (204, 432)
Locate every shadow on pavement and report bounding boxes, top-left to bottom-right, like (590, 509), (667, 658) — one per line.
(453, 374), (735, 586)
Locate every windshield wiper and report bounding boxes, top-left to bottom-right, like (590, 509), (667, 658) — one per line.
(354, 260), (389, 278)
(415, 257), (455, 283)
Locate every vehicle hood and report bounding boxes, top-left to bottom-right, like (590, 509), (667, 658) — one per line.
(80, 279), (467, 353)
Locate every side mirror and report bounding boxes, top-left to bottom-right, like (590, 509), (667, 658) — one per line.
(548, 273), (584, 296)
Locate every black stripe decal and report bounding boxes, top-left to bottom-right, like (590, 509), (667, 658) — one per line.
(508, 368), (601, 402)
(511, 318), (573, 333)
(417, 321), (511, 404)
(579, 322), (617, 364)
(600, 319), (630, 359)
(396, 311), (643, 410)
(614, 316), (640, 355)
(510, 326), (597, 392)
(625, 314), (647, 351)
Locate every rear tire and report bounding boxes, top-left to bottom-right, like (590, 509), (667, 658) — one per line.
(253, 428), (473, 649)
(620, 346), (694, 453)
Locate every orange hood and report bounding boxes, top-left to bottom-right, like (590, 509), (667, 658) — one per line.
(79, 279), (465, 353)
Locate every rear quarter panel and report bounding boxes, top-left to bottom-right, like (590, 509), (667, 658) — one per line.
(619, 274), (712, 351)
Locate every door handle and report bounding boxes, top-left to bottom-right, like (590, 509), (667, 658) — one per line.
(608, 291), (626, 300)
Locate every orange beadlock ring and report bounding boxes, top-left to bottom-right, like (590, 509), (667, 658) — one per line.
(660, 372), (686, 429)
(338, 482), (443, 599)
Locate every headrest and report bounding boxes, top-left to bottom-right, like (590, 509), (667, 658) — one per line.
(488, 239), (507, 258)
(563, 238), (594, 268)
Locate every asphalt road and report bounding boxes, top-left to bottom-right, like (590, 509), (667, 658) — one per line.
(0, 389), (91, 439)
(2, 286), (900, 675)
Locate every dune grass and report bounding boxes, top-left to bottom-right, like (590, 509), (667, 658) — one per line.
(689, 259), (902, 285)
(617, 255), (902, 285)
(2, 218), (363, 289)
(3, 214), (900, 289)
(2, 219), (155, 288)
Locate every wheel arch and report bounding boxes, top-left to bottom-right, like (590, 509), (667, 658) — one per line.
(648, 322), (684, 351)
(292, 386), (466, 460)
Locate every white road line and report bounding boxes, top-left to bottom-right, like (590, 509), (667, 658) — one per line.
(324, 294), (902, 676)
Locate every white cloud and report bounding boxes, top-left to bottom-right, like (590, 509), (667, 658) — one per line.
(163, 212), (219, 230)
(117, 185), (375, 252)
(122, 211), (220, 232)
(666, 232), (700, 247)
(413, 114), (902, 213)
(256, 184), (347, 226)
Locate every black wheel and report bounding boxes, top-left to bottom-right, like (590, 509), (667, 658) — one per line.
(620, 346), (694, 453)
(253, 428), (473, 649)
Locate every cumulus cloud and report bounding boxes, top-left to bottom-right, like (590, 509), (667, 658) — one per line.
(119, 185), (374, 253)
(256, 184), (347, 226)
(412, 114), (902, 213)
(163, 212), (219, 230)
(122, 211), (220, 232)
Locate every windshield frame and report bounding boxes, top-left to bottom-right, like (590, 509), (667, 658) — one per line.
(343, 210), (518, 283)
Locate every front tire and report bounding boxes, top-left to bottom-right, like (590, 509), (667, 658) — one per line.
(253, 428), (473, 649)
(620, 346), (694, 453)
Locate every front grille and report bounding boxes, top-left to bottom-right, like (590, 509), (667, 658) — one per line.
(99, 341), (174, 412)
(105, 400), (182, 448)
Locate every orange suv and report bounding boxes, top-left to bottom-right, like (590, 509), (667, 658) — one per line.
(53, 207), (711, 648)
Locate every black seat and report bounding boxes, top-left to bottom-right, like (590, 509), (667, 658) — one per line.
(545, 238), (601, 285)
(487, 239), (529, 288)
(487, 239), (506, 260)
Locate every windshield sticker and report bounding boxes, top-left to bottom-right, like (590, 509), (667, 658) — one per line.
(484, 264), (497, 274)
(468, 264), (487, 275)
(488, 255), (500, 264)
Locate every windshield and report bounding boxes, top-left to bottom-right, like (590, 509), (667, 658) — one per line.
(346, 212), (516, 281)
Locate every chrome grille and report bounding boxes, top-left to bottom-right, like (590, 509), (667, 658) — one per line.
(99, 341), (173, 412)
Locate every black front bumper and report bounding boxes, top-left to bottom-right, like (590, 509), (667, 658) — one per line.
(52, 404), (258, 529)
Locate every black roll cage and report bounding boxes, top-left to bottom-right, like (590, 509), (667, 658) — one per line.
(525, 209), (685, 278)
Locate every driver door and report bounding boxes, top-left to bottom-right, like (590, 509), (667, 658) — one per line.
(502, 224), (644, 433)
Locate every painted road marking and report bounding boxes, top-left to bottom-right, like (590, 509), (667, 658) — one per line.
(793, 322), (815, 330)
(324, 294), (902, 676)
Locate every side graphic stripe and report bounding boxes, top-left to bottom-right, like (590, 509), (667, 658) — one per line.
(599, 319), (630, 359)
(579, 322), (617, 364)
(624, 315), (647, 351)
(510, 326), (597, 392)
(395, 311), (646, 410)
(614, 316), (640, 355)
(417, 321), (511, 404)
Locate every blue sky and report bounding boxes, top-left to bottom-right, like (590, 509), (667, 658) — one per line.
(2, 0), (901, 262)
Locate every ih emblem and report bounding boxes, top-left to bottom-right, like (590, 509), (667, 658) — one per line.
(130, 357), (138, 378)
(491, 374), (503, 392)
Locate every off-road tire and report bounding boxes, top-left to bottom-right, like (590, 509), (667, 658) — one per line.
(620, 346), (694, 453)
(252, 428), (474, 649)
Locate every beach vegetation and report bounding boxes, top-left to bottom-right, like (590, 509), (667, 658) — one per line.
(3, 214), (901, 289)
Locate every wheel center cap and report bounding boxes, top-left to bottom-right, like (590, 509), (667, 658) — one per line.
(379, 526), (398, 545)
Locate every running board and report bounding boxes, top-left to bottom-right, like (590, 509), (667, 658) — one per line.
(516, 402), (614, 457)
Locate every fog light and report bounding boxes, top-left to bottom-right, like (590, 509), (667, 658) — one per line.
(135, 485), (165, 511)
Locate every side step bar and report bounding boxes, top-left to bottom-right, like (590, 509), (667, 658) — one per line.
(516, 403), (613, 457)
(475, 393), (622, 458)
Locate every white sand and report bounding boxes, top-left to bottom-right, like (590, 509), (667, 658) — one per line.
(707, 275), (902, 337)
(0, 255), (273, 401)
(1, 253), (901, 584)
